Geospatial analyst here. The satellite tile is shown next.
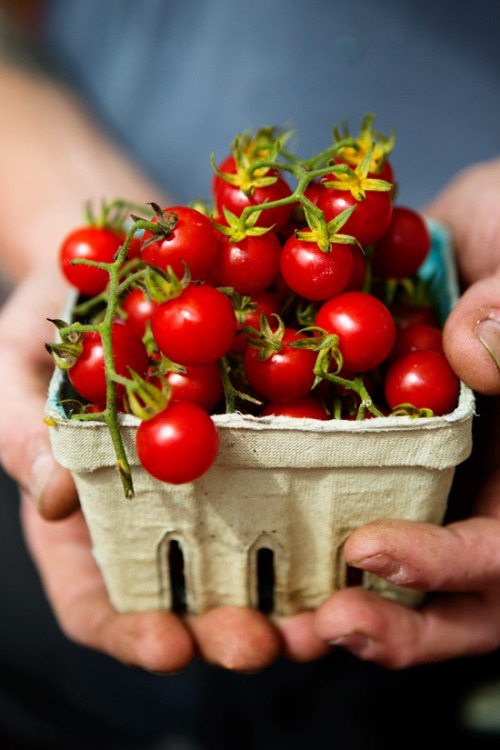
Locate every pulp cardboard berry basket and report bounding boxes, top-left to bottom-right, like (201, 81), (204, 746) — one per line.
(46, 220), (475, 616)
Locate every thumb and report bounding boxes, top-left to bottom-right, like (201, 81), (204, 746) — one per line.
(0, 268), (78, 518)
(443, 270), (500, 395)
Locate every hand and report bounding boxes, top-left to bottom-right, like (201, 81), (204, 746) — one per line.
(312, 159), (500, 667)
(1, 265), (328, 672)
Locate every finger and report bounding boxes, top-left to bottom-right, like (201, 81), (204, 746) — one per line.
(424, 159), (500, 283)
(21, 497), (196, 672)
(187, 606), (282, 673)
(443, 271), (500, 394)
(0, 268), (78, 518)
(314, 587), (500, 669)
(341, 516), (500, 592)
(274, 611), (332, 663)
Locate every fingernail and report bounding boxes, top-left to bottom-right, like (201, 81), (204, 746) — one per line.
(330, 632), (372, 655)
(30, 452), (57, 509)
(350, 553), (412, 585)
(476, 315), (500, 371)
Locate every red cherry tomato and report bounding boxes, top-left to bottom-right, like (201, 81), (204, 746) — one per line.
(261, 396), (329, 419)
(390, 300), (440, 331)
(141, 205), (218, 281)
(121, 288), (159, 338)
(243, 328), (317, 402)
(389, 323), (443, 362)
(280, 231), (354, 301)
(315, 291), (396, 372)
(211, 229), (282, 294)
(166, 363), (223, 412)
(384, 350), (460, 416)
(317, 182), (393, 247)
(68, 321), (149, 404)
(213, 155), (294, 233)
(371, 206), (431, 279)
(60, 226), (122, 296)
(231, 291), (281, 354)
(136, 401), (219, 484)
(151, 284), (236, 366)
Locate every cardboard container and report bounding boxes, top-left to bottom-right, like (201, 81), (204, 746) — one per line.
(46, 220), (475, 616)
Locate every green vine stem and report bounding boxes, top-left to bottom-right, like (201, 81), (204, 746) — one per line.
(59, 220), (146, 499)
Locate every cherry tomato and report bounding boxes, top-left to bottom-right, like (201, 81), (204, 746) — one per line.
(136, 401), (219, 484)
(60, 226), (122, 296)
(384, 350), (460, 416)
(213, 155), (294, 233)
(344, 243), (368, 291)
(243, 328), (317, 402)
(317, 181), (393, 247)
(389, 323), (443, 362)
(390, 300), (439, 330)
(280, 231), (354, 301)
(166, 362), (223, 412)
(261, 396), (329, 419)
(121, 288), (159, 338)
(371, 206), (431, 279)
(211, 229), (282, 294)
(68, 321), (149, 404)
(151, 284), (236, 366)
(231, 290), (281, 354)
(315, 291), (396, 372)
(141, 205), (218, 281)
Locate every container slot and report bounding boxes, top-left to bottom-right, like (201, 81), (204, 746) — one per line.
(345, 564), (364, 588)
(256, 547), (275, 613)
(168, 539), (187, 614)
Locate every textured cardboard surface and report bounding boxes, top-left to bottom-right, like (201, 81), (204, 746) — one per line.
(45, 220), (476, 615)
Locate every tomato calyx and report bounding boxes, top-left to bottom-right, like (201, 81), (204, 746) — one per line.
(122, 369), (170, 421)
(45, 319), (84, 370)
(332, 113), (395, 177)
(296, 204), (361, 253)
(242, 313), (288, 360)
(323, 144), (393, 201)
(212, 127), (292, 195)
(213, 205), (272, 242)
(131, 202), (179, 250)
(390, 403), (434, 419)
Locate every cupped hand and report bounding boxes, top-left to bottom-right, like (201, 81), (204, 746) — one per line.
(313, 159), (500, 667)
(1, 265), (328, 672)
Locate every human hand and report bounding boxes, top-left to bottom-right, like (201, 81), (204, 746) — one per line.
(312, 159), (500, 667)
(1, 265), (329, 672)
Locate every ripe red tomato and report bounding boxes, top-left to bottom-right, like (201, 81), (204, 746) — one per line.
(317, 181), (393, 247)
(211, 229), (282, 294)
(389, 323), (443, 362)
(166, 362), (223, 412)
(371, 206), (431, 279)
(213, 155), (294, 232)
(260, 396), (329, 419)
(141, 205), (218, 281)
(68, 321), (149, 404)
(121, 288), (159, 338)
(243, 328), (317, 402)
(315, 291), (396, 372)
(151, 284), (236, 366)
(231, 290), (281, 354)
(384, 350), (460, 416)
(344, 243), (367, 291)
(390, 300), (439, 330)
(60, 226), (122, 296)
(280, 231), (354, 301)
(136, 401), (219, 484)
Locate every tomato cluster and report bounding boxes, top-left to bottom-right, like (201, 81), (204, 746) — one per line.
(49, 117), (461, 490)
